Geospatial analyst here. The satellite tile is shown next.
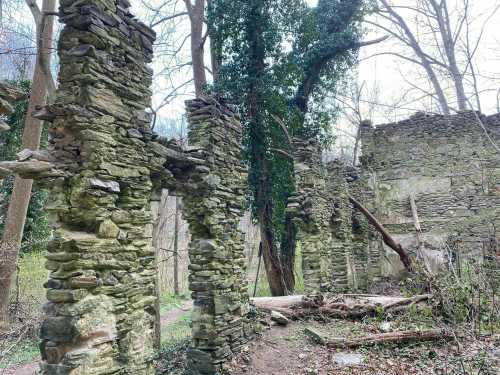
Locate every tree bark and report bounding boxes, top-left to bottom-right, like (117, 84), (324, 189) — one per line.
(0, 0), (55, 331)
(430, 0), (467, 111)
(280, 214), (296, 293)
(185, 0), (207, 97)
(206, 0), (221, 84)
(244, 0), (288, 297)
(252, 294), (431, 319)
(259, 210), (287, 296)
(305, 327), (451, 348)
(151, 191), (166, 351)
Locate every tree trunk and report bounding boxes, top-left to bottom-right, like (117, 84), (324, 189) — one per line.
(186, 0), (207, 97)
(305, 327), (451, 348)
(0, 0), (55, 331)
(431, 0), (468, 111)
(252, 294), (431, 320)
(206, 0), (220, 84)
(348, 195), (413, 272)
(244, 0), (288, 297)
(380, 0), (450, 115)
(259, 210), (287, 296)
(352, 122), (363, 166)
(173, 196), (180, 296)
(151, 191), (165, 351)
(280, 214), (296, 293)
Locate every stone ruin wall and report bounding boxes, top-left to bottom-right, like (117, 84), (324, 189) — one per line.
(359, 112), (500, 277)
(0, 1), (253, 374)
(39, 0), (158, 373)
(183, 98), (254, 374)
(288, 138), (353, 294)
(290, 111), (500, 293)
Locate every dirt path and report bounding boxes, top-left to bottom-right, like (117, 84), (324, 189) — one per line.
(226, 320), (500, 375)
(160, 300), (192, 326)
(2, 301), (193, 375)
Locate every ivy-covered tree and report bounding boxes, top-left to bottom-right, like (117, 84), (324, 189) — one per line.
(209, 0), (378, 295)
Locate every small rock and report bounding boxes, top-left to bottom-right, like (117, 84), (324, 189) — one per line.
(379, 321), (392, 332)
(90, 178), (120, 193)
(127, 128), (143, 138)
(332, 353), (364, 367)
(98, 220), (120, 239)
(270, 310), (290, 326)
(17, 148), (33, 161)
(298, 353), (307, 360)
(0, 120), (10, 132)
(304, 327), (327, 344)
(117, 230), (128, 241)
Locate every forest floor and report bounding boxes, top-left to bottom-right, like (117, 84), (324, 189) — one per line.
(225, 319), (500, 375)
(157, 303), (500, 375)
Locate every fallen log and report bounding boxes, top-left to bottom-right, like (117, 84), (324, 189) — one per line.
(251, 294), (430, 320)
(305, 327), (452, 348)
(348, 195), (413, 272)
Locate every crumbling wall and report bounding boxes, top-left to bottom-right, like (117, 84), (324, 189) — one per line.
(183, 98), (253, 374)
(0, 2), (254, 374)
(341, 165), (372, 291)
(288, 139), (350, 293)
(37, 0), (158, 373)
(360, 112), (500, 276)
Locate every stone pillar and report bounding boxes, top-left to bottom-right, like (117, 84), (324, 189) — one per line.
(39, 1), (157, 374)
(326, 160), (351, 293)
(288, 138), (334, 293)
(344, 167), (370, 291)
(358, 120), (382, 284)
(183, 98), (252, 374)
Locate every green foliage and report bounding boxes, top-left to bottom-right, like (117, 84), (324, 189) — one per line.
(160, 313), (191, 347)
(0, 81), (50, 253)
(0, 339), (39, 368)
(159, 293), (189, 315)
(0, 252), (47, 368)
(209, 0), (365, 257)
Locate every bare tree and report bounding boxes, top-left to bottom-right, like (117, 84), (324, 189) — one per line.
(335, 80), (381, 165)
(0, 0), (56, 330)
(369, 0), (500, 114)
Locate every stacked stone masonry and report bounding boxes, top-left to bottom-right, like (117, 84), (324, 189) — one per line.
(288, 138), (351, 293)
(37, 1), (159, 374)
(289, 111), (500, 293)
(183, 98), (254, 375)
(359, 112), (500, 279)
(0, 1), (252, 374)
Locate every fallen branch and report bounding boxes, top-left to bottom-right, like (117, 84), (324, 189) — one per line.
(348, 194), (413, 272)
(305, 327), (452, 348)
(252, 294), (430, 320)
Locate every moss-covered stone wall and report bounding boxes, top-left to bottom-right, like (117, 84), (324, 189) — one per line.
(360, 112), (500, 277)
(1, 2), (253, 374)
(182, 98), (253, 374)
(288, 139), (350, 293)
(38, 0), (158, 374)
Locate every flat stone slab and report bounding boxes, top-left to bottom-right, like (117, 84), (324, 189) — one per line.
(332, 352), (364, 367)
